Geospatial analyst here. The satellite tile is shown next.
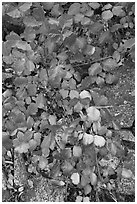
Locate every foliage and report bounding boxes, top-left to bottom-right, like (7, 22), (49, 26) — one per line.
(2, 2), (135, 202)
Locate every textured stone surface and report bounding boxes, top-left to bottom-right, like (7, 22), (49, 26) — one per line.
(29, 177), (65, 202)
(14, 151), (28, 187)
(14, 151), (65, 201)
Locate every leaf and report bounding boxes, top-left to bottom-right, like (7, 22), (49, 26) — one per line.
(25, 60), (35, 72)
(14, 77), (28, 87)
(61, 161), (73, 174)
(76, 37), (86, 49)
(83, 133), (94, 145)
(110, 143), (117, 156)
(71, 172), (80, 185)
(80, 90), (91, 100)
(102, 58), (118, 71)
(59, 89), (69, 99)
(57, 52), (68, 61)
(86, 106), (100, 122)
(96, 76), (105, 86)
(19, 2), (32, 12)
(122, 38), (135, 49)
(83, 197), (90, 202)
(68, 3), (81, 15)
(69, 78), (76, 89)
(113, 50), (121, 62)
(63, 33), (77, 48)
(41, 134), (51, 157)
(74, 101), (83, 112)
(99, 31), (111, 44)
(29, 139), (37, 151)
(36, 93), (45, 109)
(24, 130), (33, 142)
(27, 103), (38, 115)
(38, 156), (48, 169)
(14, 112), (25, 124)
(76, 196), (83, 202)
(69, 90), (79, 99)
(81, 174), (90, 187)
(94, 135), (106, 147)
(89, 22), (104, 34)
(88, 63), (102, 76)
(48, 115), (57, 125)
(102, 4), (112, 11)
(105, 73), (118, 84)
(51, 3), (62, 17)
(112, 6), (125, 17)
(32, 6), (45, 21)
(90, 172), (97, 186)
(39, 68), (48, 86)
(88, 3), (100, 9)
(34, 133), (41, 144)
(73, 146), (82, 157)
(13, 58), (26, 74)
(80, 76), (96, 90)
(27, 83), (37, 96)
(84, 184), (92, 195)
(23, 16), (42, 27)
(15, 41), (31, 51)
(7, 8), (21, 18)
(81, 17), (91, 25)
(42, 2), (54, 10)
(15, 142), (30, 153)
(49, 64), (66, 83)
(84, 45), (95, 56)
(6, 31), (21, 41)
(102, 10), (113, 21)
(121, 168), (133, 179)
(74, 13), (84, 23)
(97, 126), (108, 135)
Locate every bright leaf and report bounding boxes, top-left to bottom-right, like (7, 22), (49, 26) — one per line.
(69, 90), (79, 99)
(83, 196), (90, 202)
(71, 172), (80, 185)
(83, 133), (94, 145)
(80, 90), (91, 100)
(73, 146), (82, 157)
(94, 135), (106, 147)
(90, 172), (97, 186)
(121, 168), (133, 179)
(38, 156), (48, 170)
(86, 106), (100, 122)
(68, 3), (81, 15)
(15, 142), (30, 153)
(102, 10), (113, 21)
(48, 115), (57, 125)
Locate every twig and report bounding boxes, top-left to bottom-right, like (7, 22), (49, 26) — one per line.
(71, 56), (113, 68)
(94, 104), (132, 109)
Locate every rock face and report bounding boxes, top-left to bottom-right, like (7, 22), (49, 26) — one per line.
(14, 151), (65, 202)
(29, 177), (65, 202)
(14, 151), (28, 187)
(117, 150), (135, 195)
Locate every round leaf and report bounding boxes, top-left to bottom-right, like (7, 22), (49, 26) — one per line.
(102, 10), (113, 21)
(73, 146), (82, 157)
(90, 172), (97, 186)
(94, 135), (106, 147)
(86, 106), (100, 122)
(71, 172), (80, 185)
(69, 90), (79, 99)
(68, 3), (81, 15)
(80, 90), (91, 100)
(121, 168), (133, 179)
(83, 133), (94, 145)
